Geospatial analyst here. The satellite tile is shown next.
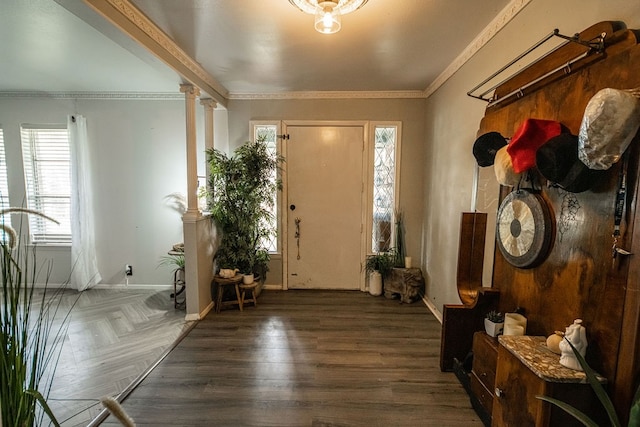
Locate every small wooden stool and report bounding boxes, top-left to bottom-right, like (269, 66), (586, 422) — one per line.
(239, 282), (258, 309)
(213, 274), (243, 313)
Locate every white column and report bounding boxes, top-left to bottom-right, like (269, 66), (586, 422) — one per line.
(200, 98), (217, 186)
(181, 84), (215, 320)
(180, 83), (201, 218)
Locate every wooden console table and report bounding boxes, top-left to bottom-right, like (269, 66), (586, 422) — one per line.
(491, 335), (605, 427)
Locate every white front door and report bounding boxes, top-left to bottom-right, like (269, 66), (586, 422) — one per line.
(285, 124), (365, 289)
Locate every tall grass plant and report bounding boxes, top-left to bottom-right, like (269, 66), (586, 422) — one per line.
(1, 238), (74, 426)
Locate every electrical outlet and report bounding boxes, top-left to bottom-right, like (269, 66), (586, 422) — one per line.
(125, 264), (133, 276)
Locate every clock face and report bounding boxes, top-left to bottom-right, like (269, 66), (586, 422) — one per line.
(496, 190), (554, 268)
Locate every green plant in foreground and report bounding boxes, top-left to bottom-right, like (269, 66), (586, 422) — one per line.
(536, 338), (640, 427)
(1, 237), (74, 426)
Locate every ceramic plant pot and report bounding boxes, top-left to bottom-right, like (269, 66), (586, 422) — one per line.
(369, 271), (382, 296)
(484, 319), (504, 337)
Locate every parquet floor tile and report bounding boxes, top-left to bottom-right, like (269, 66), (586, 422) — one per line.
(35, 288), (191, 426)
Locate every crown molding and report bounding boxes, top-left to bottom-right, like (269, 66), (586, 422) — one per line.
(0, 91), (185, 100)
(227, 90), (427, 100)
(423, 0), (532, 98)
(82, 0), (228, 106)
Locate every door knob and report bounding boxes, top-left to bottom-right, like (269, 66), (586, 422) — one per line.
(290, 204), (296, 211)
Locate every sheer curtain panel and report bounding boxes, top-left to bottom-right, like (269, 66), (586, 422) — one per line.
(69, 115), (102, 290)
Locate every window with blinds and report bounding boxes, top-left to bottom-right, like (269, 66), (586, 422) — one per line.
(0, 128), (11, 241)
(20, 124), (71, 244)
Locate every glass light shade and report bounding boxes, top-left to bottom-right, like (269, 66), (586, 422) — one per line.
(314, 3), (341, 34)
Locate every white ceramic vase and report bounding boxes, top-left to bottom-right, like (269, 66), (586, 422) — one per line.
(369, 271), (382, 296)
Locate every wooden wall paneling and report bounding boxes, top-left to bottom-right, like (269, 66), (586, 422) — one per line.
(615, 135), (640, 423)
(475, 22), (640, 420)
(492, 344), (605, 427)
(439, 288), (500, 372)
(440, 212), (499, 372)
(457, 212), (488, 306)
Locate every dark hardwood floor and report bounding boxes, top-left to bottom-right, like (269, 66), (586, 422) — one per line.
(101, 290), (482, 427)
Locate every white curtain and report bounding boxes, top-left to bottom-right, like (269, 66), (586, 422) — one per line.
(69, 115), (102, 290)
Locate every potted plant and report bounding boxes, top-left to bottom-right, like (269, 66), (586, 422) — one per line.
(364, 251), (396, 296)
(206, 138), (283, 289)
(484, 310), (505, 337)
(159, 252), (186, 306)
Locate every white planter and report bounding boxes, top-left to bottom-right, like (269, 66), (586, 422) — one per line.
(484, 319), (504, 337)
(243, 274), (254, 285)
(369, 271), (382, 296)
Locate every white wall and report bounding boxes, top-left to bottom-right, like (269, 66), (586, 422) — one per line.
(227, 98), (427, 286)
(422, 0), (640, 315)
(0, 96), (213, 287)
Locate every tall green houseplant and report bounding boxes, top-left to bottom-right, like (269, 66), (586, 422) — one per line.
(206, 139), (283, 278)
(1, 210), (73, 427)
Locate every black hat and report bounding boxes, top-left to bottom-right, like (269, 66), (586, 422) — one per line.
(536, 133), (605, 193)
(473, 132), (508, 167)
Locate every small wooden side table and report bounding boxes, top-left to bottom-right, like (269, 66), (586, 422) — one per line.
(239, 282), (258, 309)
(213, 274), (243, 313)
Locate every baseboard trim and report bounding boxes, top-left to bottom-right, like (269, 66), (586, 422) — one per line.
(422, 294), (443, 324)
(29, 282), (173, 291)
(92, 283), (173, 291)
(186, 301), (214, 321)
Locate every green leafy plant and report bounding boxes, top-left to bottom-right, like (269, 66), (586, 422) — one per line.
(364, 250), (397, 279)
(394, 210), (406, 267)
(158, 253), (185, 270)
(1, 232), (74, 426)
(536, 338), (640, 427)
(485, 310), (504, 323)
(206, 139), (283, 277)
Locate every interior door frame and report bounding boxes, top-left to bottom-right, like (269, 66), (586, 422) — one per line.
(281, 120), (370, 291)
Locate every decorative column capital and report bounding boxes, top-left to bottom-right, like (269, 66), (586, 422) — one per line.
(180, 84), (200, 97)
(200, 98), (217, 110)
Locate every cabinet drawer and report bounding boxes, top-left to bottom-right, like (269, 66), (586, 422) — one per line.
(470, 371), (494, 415)
(472, 332), (498, 388)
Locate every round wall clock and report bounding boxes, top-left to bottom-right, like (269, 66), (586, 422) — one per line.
(496, 189), (554, 268)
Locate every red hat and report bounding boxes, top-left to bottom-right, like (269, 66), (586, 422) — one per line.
(507, 119), (562, 173)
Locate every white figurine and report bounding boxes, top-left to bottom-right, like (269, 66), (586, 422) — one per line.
(559, 319), (588, 371)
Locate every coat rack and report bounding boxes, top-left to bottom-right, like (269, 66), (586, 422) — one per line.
(467, 25), (612, 107)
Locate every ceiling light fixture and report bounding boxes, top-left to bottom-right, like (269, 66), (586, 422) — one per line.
(289, 0), (368, 34)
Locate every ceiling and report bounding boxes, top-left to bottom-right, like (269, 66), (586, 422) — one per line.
(0, 0), (515, 101)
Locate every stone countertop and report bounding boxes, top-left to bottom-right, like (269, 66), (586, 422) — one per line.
(498, 335), (604, 384)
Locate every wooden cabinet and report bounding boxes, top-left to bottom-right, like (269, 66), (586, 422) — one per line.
(470, 331), (498, 425)
(492, 336), (605, 427)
